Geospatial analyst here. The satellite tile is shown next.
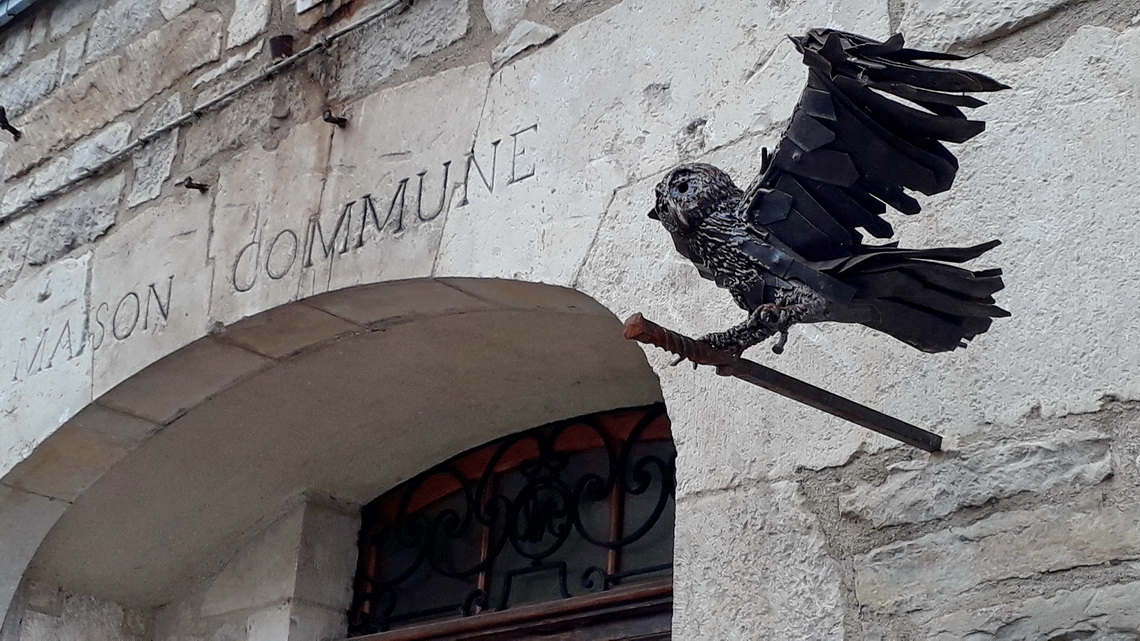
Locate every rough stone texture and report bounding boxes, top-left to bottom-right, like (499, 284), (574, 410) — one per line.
(160, 0), (196, 21)
(59, 32), (87, 84)
(208, 119), (331, 325)
(227, 0), (271, 49)
(492, 20), (557, 68)
(17, 593), (146, 641)
(48, 2), (98, 41)
(840, 432), (1113, 527)
(0, 256), (92, 479)
(856, 497), (1140, 615)
(2, 10), (222, 182)
(901, 0), (1078, 49)
(0, 50), (59, 119)
(485, 0), (528, 33)
(85, 0), (158, 63)
(0, 216), (32, 291)
(0, 488), (69, 639)
(318, 63), (490, 293)
(128, 95), (182, 208)
(331, 0), (470, 101)
(192, 43), (261, 90)
(674, 482), (844, 640)
(90, 191), (213, 397)
(928, 581), (1140, 640)
(26, 174), (124, 267)
(0, 27), (29, 78)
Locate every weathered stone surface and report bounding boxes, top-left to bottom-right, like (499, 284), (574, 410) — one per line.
(840, 432), (1113, 527)
(201, 507), (303, 617)
(48, 2), (98, 41)
(69, 403), (161, 446)
(856, 499), (1140, 614)
(17, 594), (141, 641)
(3, 10), (221, 181)
(0, 216), (31, 290)
(85, 0), (158, 63)
(209, 119), (331, 325)
(901, 0), (1075, 50)
(218, 303), (358, 359)
(0, 256), (92, 479)
(227, 0), (270, 49)
(26, 174), (124, 266)
(928, 581), (1140, 640)
(69, 122), (132, 179)
(331, 0), (469, 100)
(160, 0), (196, 21)
(318, 63), (490, 292)
(59, 32), (87, 84)
(128, 94), (182, 208)
(0, 487), (69, 632)
(90, 191), (213, 397)
(0, 26), (28, 77)
(26, 12), (48, 50)
(492, 20), (557, 69)
(192, 43), (261, 90)
(674, 482), (845, 640)
(294, 502), (358, 611)
(1, 421), (133, 502)
(0, 49), (59, 118)
(485, 0), (528, 33)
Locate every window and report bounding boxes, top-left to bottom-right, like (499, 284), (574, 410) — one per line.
(348, 404), (675, 639)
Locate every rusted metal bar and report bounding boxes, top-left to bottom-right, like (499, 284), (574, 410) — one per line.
(623, 313), (942, 452)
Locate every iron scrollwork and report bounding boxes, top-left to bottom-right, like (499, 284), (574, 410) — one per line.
(347, 404), (675, 636)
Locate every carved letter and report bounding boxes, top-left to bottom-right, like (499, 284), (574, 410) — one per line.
(11, 327), (49, 382)
(47, 320), (76, 369)
(356, 180), (411, 246)
(416, 162), (452, 222)
(266, 229), (299, 280)
(457, 139), (501, 207)
(113, 292), (141, 341)
(232, 238), (260, 292)
(510, 124), (538, 184)
(145, 276), (174, 330)
(91, 302), (109, 351)
(304, 202), (354, 267)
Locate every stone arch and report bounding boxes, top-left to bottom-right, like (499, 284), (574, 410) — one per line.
(0, 278), (664, 635)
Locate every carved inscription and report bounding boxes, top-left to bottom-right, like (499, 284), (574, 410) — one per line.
(9, 277), (175, 383)
(230, 124), (539, 291)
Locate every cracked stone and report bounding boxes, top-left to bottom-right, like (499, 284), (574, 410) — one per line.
(129, 95), (182, 208)
(227, 0), (270, 49)
(492, 20), (558, 69)
(840, 432), (1113, 527)
(26, 174), (124, 266)
(855, 498), (1140, 615)
(900, 0), (1078, 49)
(0, 49), (60, 118)
(484, 0), (528, 34)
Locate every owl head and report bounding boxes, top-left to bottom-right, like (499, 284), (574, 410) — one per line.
(648, 163), (738, 236)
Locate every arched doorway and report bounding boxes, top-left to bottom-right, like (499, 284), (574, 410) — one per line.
(4, 278), (668, 640)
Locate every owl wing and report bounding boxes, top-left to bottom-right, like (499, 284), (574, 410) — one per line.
(741, 29), (1008, 264)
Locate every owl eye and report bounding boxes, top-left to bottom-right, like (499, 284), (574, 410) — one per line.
(676, 181), (690, 194)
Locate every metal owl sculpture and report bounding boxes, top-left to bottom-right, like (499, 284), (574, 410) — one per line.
(649, 29), (1009, 357)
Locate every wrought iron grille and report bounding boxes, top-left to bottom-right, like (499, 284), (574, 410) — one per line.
(347, 404), (675, 636)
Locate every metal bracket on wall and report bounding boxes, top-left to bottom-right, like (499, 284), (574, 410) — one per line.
(623, 313), (943, 452)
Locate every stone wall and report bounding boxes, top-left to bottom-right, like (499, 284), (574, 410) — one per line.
(1, 0), (1139, 638)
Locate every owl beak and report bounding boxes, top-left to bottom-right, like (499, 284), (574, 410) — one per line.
(647, 207), (659, 220)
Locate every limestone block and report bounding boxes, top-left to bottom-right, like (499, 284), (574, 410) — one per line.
(485, 0), (527, 34)
(128, 94), (182, 208)
(318, 63), (490, 293)
(840, 432), (1112, 527)
(287, 602), (347, 641)
(673, 482), (844, 640)
(227, 0), (271, 49)
(218, 303), (359, 359)
(0, 49), (59, 118)
(0, 256), (92, 479)
(0, 26), (28, 77)
(435, 0), (885, 285)
(294, 502), (359, 609)
(49, 1), (98, 41)
(192, 43), (262, 91)
(331, 0), (469, 101)
(19, 594), (141, 641)
(209, 119), (331, 325)
(247, 604), (291, 641)
(2, 10), (221, 182)
(86, 0), (158, 63)
(59, 31), (87, 84)
(927, 581), (1140, 640)
(27, 12), (47, 50)
(69, 402), (161, 445)
(68, 121), (132, 180)
(161, 0), (197, 20)
(303, 279), (494, 327)
(202, 507), (304, 617)
(0, 216), (31, 289)
(1, 422), (133, 502)
(492, 20), (557, 69)
(90, 191), (214, 397)
(96, 337), (271, 424)
(855, 499), (1140, 614)
(900, 0), (1075, 50)
(0, 487), (68, 630)
(26, 174), (124, 267)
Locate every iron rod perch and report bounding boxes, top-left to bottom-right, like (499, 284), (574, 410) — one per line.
(623, 313), (943, 452)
